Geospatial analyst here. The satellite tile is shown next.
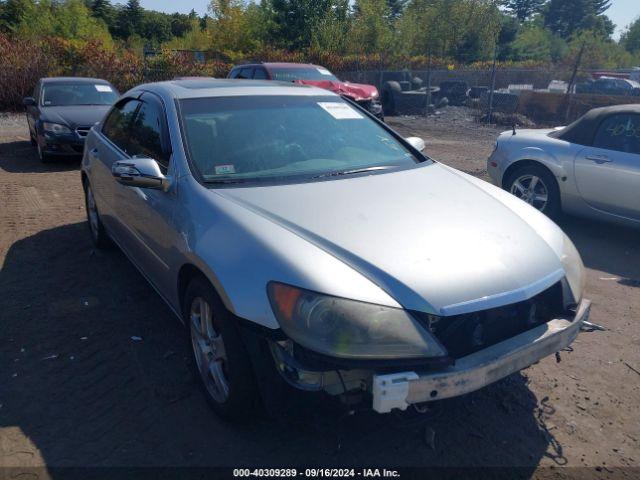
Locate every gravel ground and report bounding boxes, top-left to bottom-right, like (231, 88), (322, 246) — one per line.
(0, 110), (639, 478)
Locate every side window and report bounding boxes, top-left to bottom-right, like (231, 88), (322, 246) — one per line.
(229, 68), (240, 79)
(237, 67), (254, 79)
(593, 114), (640, 155)
(102, 99), (141, 153)
(253, 68), (268, 80)
(127, 98), (170, 167)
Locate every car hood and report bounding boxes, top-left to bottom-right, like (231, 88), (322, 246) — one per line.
(41, 105), (111, 129)
(219, 163), (565, 316)
(295, 80), (378, 101)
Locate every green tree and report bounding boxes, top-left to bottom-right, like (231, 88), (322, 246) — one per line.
(90, 0), (114, 28)
(349, 0), (393, 54)
(115, 0), (143, 39)
(262, 0), (341, 50)
(500, 0), (547, 23)
(621, 17), (640, 54)
(544, 0), (613, 39)
(386, 0), (407, 21)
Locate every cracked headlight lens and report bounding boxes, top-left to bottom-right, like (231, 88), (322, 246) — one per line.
(268, 282), (447, 359)
(560, 235), (585, 303)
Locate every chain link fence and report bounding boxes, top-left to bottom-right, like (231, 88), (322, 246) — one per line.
(338, 67), (640, 126)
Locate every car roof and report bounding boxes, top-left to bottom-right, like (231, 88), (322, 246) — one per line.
(233, 62), (322, 70)
(40, 77), (113, 85)
(560, 104), (640, 144)
(136, 78), (337, 99)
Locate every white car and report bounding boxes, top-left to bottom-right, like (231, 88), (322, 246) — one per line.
(488, 105), (640, 228)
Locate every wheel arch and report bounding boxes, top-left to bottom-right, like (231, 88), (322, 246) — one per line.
(177, 262), (234, 323)
(502, 159), (559, 190)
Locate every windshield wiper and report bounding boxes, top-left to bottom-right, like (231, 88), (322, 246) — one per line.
(312, 165), (394, 179)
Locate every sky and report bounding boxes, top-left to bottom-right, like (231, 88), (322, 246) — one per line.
(115, 0), (640, 40)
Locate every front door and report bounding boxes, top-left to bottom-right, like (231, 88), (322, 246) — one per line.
(111, 93), (178, 299)
(574, 113), (640, 221)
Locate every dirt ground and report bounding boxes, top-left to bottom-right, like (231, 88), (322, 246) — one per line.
(1, 109), (639, 478)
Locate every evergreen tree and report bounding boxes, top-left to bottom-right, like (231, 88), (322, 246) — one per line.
(386, 0), (407, 21)
(500, 0), (547, 23)
(115, 0), (143, 39)
(544, 0), (612, 38)
(621, 16), (640, 54)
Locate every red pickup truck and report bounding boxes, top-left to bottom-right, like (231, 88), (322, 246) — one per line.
(228, 62), (384, 120)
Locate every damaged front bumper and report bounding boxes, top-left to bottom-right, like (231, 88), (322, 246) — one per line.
(269, 299), (590, 414)
(372, 299), (590, 413)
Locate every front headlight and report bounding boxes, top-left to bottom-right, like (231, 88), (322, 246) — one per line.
(43, 122), (72, 134)
(267, 282), (446, 359)
(560, 235), (585, 303)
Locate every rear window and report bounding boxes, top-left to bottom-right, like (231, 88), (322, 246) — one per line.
(270, 67), (338, 82)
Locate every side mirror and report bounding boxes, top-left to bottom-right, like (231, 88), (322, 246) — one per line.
(112, 157), (171, 191)
(405, 136), (426, 152)
(23, 97), (36, 107)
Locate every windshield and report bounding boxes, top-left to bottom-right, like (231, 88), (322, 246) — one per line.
(42, 83), (118, 107)
(180, 95), (424, 184)
(270, 67), (339, 82)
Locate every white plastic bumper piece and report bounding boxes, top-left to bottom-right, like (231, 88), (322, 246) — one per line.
(372, 299), (590, 413)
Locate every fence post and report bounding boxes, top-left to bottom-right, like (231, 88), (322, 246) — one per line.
(564, 41), (585, 123)
(426, 48), (432, 116)
(486, 42), (498, 123)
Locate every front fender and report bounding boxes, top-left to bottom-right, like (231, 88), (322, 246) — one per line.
(506, 146), (567, 186)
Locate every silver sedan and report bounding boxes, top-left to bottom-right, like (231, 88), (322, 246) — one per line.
(488, 105), (640, 228)
(81, 79), (589, 419)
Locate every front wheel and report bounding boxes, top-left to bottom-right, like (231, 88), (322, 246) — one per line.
(36, 141), (50, 163)
(505, 164), (561, 219)
(83, 181), (112, 249)
(184, 277), (260, 420)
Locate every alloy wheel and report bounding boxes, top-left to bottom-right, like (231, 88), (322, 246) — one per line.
(510, 174), (549, 212)
(190, 296), (230, 403)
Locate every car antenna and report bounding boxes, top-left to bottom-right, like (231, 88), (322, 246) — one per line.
(512, 123), (517, 136)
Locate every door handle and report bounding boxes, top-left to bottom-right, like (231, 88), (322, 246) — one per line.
(90, 148), (99, 158)
(585, 154), (612, 164)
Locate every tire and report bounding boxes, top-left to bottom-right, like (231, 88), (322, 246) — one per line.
(381, 81), (401, 116)
(83, 180), (112, 249)
(505, 164), (561, 219)
(184, 276), (260, 420)
(36, 141), (50, 163)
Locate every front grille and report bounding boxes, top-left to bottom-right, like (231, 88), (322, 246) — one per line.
(421, 282), (569, 359)
(76, 126), (91, 137)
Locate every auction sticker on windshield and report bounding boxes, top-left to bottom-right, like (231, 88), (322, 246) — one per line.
(318, 102), (363, 120)
(95, 85), (113, 92)
(317, 68), (332, 76)
(215, 164), (236, 175)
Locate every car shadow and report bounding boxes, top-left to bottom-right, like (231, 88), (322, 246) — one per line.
(0, 140), (80, 173)
(0, 222), (559, 474)
(557, 215), (640, 288)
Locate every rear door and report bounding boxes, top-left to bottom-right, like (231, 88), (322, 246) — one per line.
(574, 113), (640, 220)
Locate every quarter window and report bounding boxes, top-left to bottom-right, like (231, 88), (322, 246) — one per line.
(593, 114), (640, 155)
(253, 68), (268, 80)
